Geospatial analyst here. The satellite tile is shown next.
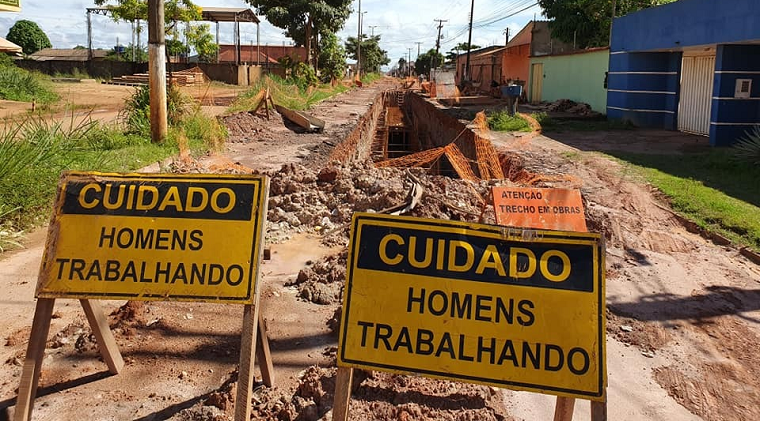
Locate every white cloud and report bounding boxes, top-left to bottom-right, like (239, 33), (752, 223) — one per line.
(0, 0), (544, 66)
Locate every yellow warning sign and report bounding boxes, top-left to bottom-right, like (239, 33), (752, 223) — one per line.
(36, 172), (268, 304)
(338, 213), (606, 400)
(0, 0), (20, 12)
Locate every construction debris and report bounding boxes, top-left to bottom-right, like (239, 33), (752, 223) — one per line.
(275, 104), (326, 132)
(543, 99), (602, 117)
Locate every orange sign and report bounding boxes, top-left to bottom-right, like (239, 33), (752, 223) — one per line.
(493, 187), (587, 232)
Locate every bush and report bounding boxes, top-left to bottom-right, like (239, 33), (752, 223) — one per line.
(228, 75), (348, 113)
(122, 84), (189, 135)
(532, 112), (556, 129)
(487, 111), (532, 132)
(0, 65), (58, 103)
(733, 126), (760, 165)
(180, 109), (227, 151)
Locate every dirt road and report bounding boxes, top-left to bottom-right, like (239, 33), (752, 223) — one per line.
(2, 79), (759, 420)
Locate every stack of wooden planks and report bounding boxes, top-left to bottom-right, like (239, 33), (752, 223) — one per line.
(104, 67), (210, 87)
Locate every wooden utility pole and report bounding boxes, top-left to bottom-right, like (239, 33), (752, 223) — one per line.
(148, 0), (168, 143)
(464, 0), (475, 82)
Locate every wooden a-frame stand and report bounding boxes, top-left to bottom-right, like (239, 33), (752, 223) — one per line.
(333, 367), (607, 421)
(14, 299), (274, 421)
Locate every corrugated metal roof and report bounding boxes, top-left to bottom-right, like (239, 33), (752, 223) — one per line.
(201, 7), (259, 23)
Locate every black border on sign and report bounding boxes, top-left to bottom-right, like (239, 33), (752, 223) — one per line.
(37, 172), (266, 304)
(339, 213), (605, 399)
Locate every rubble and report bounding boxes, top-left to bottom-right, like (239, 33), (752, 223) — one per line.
(265, 162), (495, 246)
(544, 98), (601, 117)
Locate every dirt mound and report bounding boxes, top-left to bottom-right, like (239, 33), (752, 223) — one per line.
(253, 366), (510, 421)
(289, 251), (348, 305)
(109, 301), (148, 337)
(266, 162), (494, 246)
(221, 111), (276, 143)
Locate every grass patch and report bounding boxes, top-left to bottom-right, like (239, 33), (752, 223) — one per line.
(606, 150), (760, 250)
(228, 75), (350, 113)
(52, 68), (96, 80)
(361, 72), (383, 85)
(487, 111), (532, 132)
(0, 66), (59, 104)
(533, 112), (633, 132)
(0, 104), (223, 251)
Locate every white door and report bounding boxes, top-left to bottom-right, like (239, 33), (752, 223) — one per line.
(678, 54), (715, 136)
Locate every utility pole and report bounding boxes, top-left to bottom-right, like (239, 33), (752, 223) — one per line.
(433, 19), (447, 77)
(408, 47), (412, 77)
(415, 42), (422, 61)
(148, 0), (167, 143)
(434, 19), (447, 57)
(369, 25), (378, 37)
(504, 27), (510, 46)
(464, 0), (475, 82)
(357, 0), (361, 77)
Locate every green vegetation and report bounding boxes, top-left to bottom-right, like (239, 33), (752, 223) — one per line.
(228, 75), (349, 113)
(247, 0), (352, 71)
(414, 49), (445, 79)
(345, 35), (391, 73)
(538, 0), (676, 48)
(361, 72), (383, 85)
(607, 150), (760, 250)
(0, 63), (58, 104)
(0, 88), (225, 251)
(318, 32), (347, 82)
(52, 68), (96, 80)
(445, 42), (481, 65)
(6, 19), (51, 55)
(122, 84), (190, 136)
(732, 126), (760, 165)
(533, 112), (633, 131)
(488, 111), (532, 132)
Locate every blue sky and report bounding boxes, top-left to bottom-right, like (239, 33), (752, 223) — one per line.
(0, 0), (544, 66)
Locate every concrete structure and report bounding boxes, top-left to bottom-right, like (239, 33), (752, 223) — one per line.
(529, 47), (609, 112)
(501, 22), (533, 89)
(607, 0), (760, 146)
(455, 46), (504, 87)
(218, 44), (306, 65)
(455, 21), (577, 98)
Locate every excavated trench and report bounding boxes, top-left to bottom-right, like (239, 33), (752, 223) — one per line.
(329, 90), (528, 182)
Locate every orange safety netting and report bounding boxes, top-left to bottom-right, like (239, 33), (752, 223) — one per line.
(443, 143), (479, 182)
(475, 137), (505, 180)
(375, 147), (446, 168)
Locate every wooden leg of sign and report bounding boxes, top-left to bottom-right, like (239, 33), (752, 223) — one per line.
(80, 299), (124, 374)
(332, 366), (354, 421)
(255, 312), (274, 387)
(14, 298), (55, 421)
(591, 398), (607, 421)
(234, 304), (260, 421)
(553, 397), (576, 421)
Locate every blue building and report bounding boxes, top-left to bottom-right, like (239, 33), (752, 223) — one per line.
(606, 0), (760, 146)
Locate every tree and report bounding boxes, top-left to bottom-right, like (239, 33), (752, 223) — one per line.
(94, 0), (201, 38)
(318, 32), (346, 82)
(6, 20), (51, 55)
(246, 0), (352, 69)
(538, 0), (676, 48)
(446, 42), (480, 64)
(345, 35), (389, 73)
(185, 23), (218, 63)
(414, 49), (444, 79)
